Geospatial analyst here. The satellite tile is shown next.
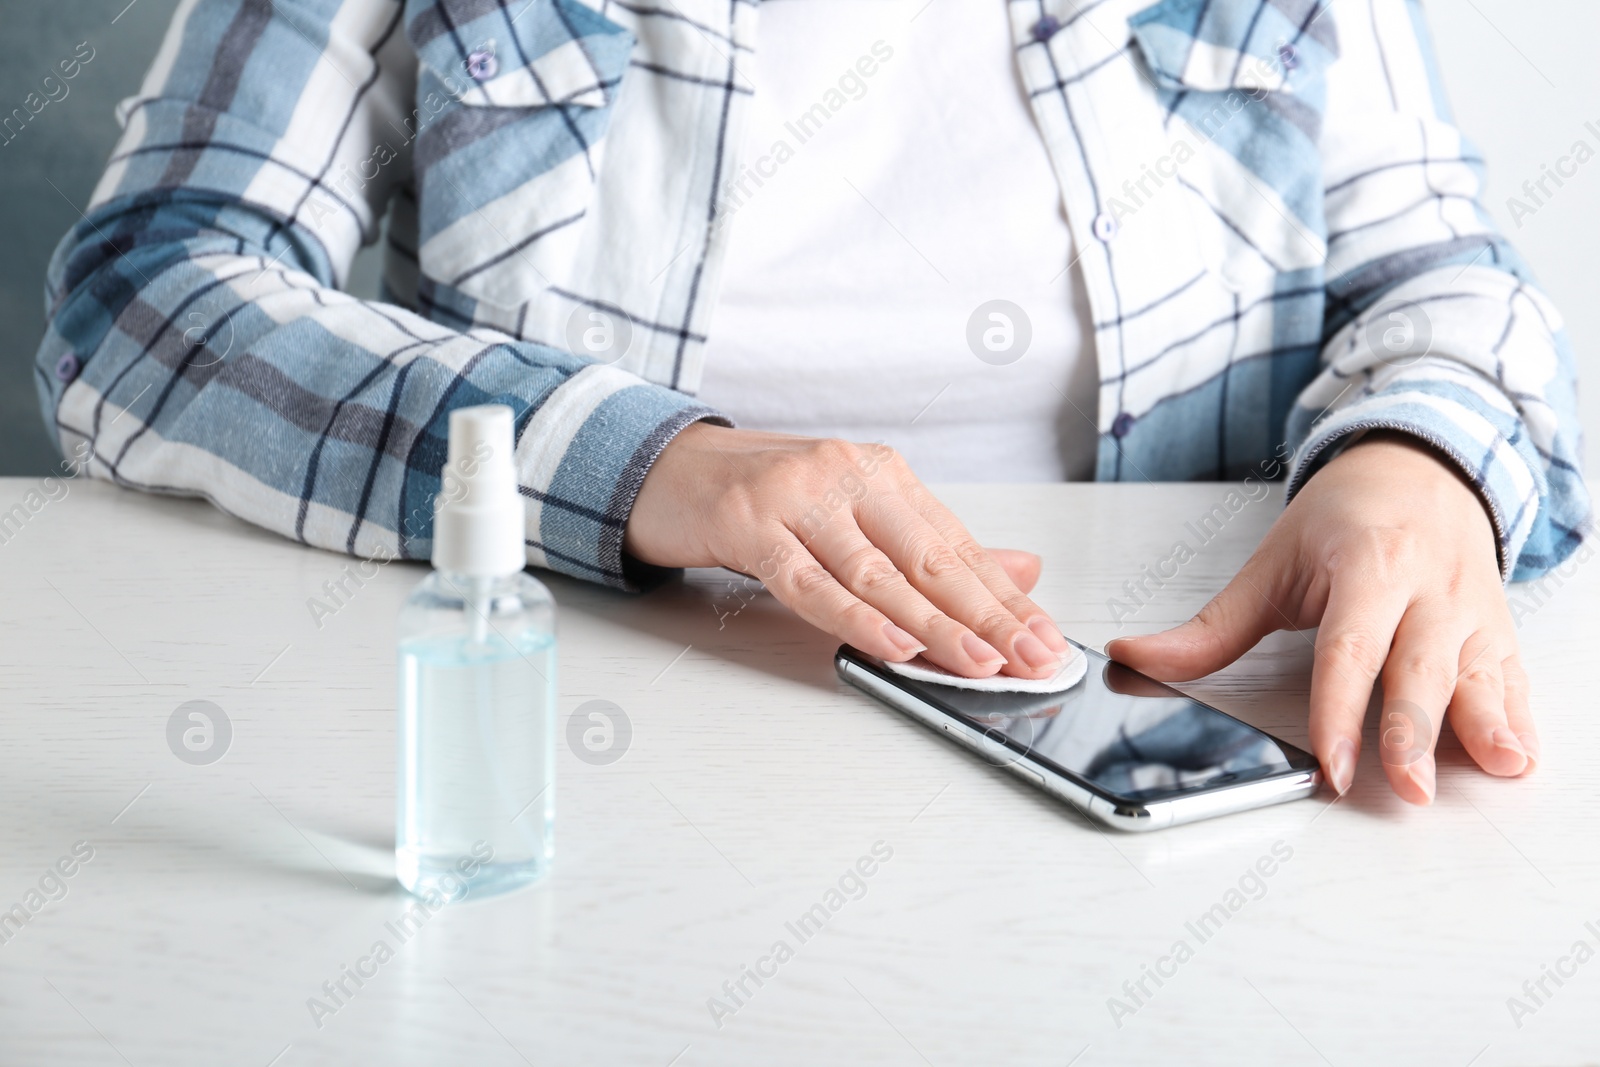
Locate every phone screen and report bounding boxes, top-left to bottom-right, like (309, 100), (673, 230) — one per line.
(849, 644), (1316, 803)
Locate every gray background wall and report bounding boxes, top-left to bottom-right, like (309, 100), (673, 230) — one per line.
(1, 0), (1594, 475)
(2, 0), (182, 474)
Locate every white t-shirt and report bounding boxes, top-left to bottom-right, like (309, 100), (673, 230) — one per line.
(695, 1), (1099, 482)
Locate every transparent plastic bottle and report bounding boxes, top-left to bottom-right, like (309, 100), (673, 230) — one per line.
(395, 406), (555, 902)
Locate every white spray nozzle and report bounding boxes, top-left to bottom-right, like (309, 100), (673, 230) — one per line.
(431, 405), (526, 577)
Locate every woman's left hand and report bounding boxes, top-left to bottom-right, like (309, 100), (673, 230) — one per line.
(1107, 432), (1536, 805)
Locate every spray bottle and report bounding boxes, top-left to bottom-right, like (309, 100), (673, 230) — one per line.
(395, 405), (555, 901)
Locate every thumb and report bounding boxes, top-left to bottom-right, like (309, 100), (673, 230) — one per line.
(1107, 558), (1287, 681)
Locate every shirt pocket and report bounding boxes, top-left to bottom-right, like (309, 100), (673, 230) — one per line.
(1128, 0), (1340, 287)
(404, 0), (634, 308)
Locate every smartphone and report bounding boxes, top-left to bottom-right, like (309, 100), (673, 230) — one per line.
(836, 642), (1321, 830)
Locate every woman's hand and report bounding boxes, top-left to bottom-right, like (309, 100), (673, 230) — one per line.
(1108, 432), (1536, 805)
(625, 424), (1069, 679)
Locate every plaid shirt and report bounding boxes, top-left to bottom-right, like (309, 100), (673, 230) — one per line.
(35, 0), (1590, 586)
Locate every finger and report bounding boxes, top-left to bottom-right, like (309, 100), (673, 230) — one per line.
(1502, 653), (1539, 775)
(853, 498), (1061, 678)
(1375, 601), (1463, 806)
(987, 548), (1042, 596)
(1446, 632), (1528, 778)
(804, 520), (1010, 678)
(1106, 553), (1288, 682)
(756, 532), (928, 663)
(1307, 573), (1409, 797)
(904, 487), (1069, 654)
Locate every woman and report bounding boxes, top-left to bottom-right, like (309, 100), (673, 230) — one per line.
(36, 0), (1589, 805)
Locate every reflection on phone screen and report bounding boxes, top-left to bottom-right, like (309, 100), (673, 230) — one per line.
(905, 646), (1296, 801)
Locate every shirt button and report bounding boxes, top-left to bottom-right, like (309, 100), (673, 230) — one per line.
(1111, 412), (1136, 438)
(466, 49), (498, 81)
(1092, 212), (1118, 242)
(1031, 15), (1061, 42)
(54, 351), (80, 382)
(1278, 43), (1299, 70)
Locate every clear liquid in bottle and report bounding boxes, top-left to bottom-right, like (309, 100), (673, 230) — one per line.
(396, 573), (555, 901)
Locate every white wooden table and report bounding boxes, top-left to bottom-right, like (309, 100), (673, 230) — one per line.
(1, 476), (1596, 1066)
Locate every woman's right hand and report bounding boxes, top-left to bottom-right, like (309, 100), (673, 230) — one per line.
(623, 423), (1069, 679)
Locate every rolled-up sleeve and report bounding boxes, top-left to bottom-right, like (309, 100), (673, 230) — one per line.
(34, 0), (722, 589)
(1284, 0), (1590, 581)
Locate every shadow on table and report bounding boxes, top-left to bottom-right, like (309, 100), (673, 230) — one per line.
(546, 566), (846, 693)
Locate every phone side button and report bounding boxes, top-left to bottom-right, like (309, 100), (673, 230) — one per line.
(1009, 764), (1045, 786)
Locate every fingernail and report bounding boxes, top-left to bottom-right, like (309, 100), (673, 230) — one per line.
(1027, 616), (1069, 652)
(1328, 738), (1356, 796)
(1408, 753), (1436, 805)
(1490, 726), (1527, 761)
(1014, 632), (1060, 671)
(1517, 732), (1541, 772)
(961, 632), (1006, 669)
(881, 622), (925, 657)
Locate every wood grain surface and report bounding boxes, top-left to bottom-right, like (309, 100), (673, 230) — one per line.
(1, 477), (1595, 1066)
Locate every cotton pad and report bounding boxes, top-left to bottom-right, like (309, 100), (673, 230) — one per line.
(882, 643), (1087, 693)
